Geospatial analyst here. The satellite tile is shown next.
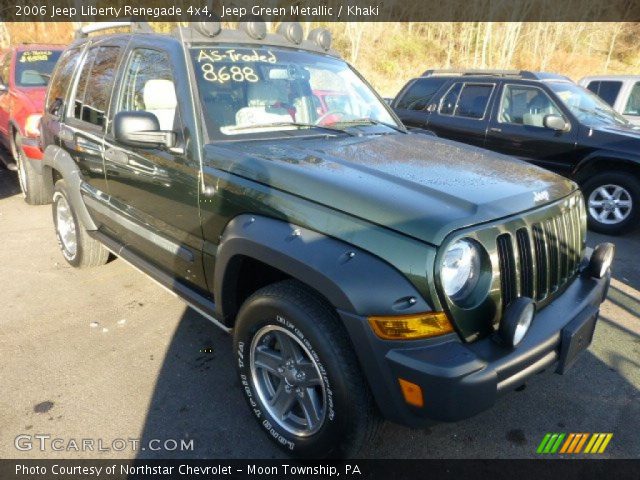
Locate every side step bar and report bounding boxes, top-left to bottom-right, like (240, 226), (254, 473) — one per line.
(88, 229), (231, 334)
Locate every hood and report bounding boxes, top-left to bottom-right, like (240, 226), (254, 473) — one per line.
(592, 122), (640, 139)
(13, 87), (46, 112)
(204, 133), (576, 245)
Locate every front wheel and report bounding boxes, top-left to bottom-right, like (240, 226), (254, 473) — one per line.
(233, 280), (380, 458)
(582, 172), (640, 235)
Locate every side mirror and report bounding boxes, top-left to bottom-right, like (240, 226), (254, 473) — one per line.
(113, 111), (175, 149)
(544, 114), (568, 132)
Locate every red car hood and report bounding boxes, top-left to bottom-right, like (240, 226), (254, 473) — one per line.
(14, 87), (47, 111)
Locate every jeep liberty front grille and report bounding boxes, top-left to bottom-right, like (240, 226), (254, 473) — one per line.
(497, 195), (585, 309)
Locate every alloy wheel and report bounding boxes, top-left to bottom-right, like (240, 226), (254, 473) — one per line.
(55, 193), (78, 260)
(250, 324), (326, 437)
(588, 184), (632, 225)
(15, 149), (28, 198)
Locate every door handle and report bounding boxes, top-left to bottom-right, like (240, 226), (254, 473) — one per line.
(489, 127), (502, 133)
(104, 148), (129, 165)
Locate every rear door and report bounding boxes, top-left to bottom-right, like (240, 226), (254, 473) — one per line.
(392, 77), (449, 128)
(103, 40), (207, 291)
(484, 82), (578, 173)
(60, 41), (125, 195)
(425, 81), (495, 147)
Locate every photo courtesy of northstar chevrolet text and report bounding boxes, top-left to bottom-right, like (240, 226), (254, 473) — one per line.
(0, 0), (638, 477)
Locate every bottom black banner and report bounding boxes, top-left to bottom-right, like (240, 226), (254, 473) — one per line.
(2, 459), (639, 480)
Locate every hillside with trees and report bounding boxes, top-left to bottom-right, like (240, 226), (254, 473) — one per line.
(1, 22), (638, 96)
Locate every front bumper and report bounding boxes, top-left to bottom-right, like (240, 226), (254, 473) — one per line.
(340, 256), (611, 427)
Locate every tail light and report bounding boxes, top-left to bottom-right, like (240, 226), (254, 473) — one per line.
(24, 114), (42, 138)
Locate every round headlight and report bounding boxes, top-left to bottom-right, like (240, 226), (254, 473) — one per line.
(441, 239), (481, 298)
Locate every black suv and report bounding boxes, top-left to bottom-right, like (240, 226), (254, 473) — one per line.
(37, 25), (612, 457)
(393, 70), (640, 234)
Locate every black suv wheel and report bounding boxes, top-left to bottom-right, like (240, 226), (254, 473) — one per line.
(233, 280), (380, 458)
(52, 180), (109, 268)
(582, 172), (640, 235)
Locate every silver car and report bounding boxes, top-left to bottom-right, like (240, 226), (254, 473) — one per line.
(579, 75), (640, 125)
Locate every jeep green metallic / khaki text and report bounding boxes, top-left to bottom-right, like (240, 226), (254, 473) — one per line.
(37, 22), (614, 457)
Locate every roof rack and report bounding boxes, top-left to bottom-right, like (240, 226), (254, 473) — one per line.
(74, 21), (152, 39)
(421, 69), (572, 82)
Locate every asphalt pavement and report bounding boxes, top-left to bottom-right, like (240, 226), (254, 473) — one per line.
(0, 167), (638, 459)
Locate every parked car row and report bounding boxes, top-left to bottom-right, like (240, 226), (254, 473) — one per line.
(0, 44), (64, 203)
(6, 21), (616, 458)
(391, 69), (640, 235)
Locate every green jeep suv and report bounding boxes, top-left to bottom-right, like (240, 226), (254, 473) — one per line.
(37, 22), (613, 458)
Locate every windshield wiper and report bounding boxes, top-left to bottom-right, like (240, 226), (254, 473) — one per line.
(573, 106), (613, 122)
(224, 122), (357, 136)
(337, 117), (406, 133)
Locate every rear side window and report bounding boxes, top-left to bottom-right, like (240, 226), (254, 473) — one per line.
(395, 78), (447, 110)
(71, 46), (121, 128)
(455, 84), (494, 119)
(624, 82), (640, 116)
(439, 82), (493, 119)
(46, 48), (81, 117)
(586, 80), (622, 107)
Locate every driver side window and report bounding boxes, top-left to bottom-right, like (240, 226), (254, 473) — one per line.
(116, 49), (179, 132)
(499, 85), (563, 127)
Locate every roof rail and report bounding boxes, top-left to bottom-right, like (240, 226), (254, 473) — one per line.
(421, 69), (573, 82)
(74, 22), (152, 39)
(421, 69), (536, 79)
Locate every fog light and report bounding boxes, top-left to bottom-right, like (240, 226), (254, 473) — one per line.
(587, 243), (615, 279)
(498, 297), (535, 348)
(368, 312), (453, 340)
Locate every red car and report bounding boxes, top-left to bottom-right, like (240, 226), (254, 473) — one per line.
(0, 44), (64, 204)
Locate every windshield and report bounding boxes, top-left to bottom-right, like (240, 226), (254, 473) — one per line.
(190, 46), (399, 139)
(548, 82), (631, 127)
(15, 50), (62, 87)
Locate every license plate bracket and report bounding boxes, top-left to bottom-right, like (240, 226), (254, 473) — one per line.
(556, 306), (598, 375)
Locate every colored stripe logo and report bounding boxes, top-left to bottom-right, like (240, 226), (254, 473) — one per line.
(537, 433), (613, 454)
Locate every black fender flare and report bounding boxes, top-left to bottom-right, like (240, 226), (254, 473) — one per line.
(213, 214), (433, 323)
(42, 145), (97, 230)
(572, 150), (640, 180)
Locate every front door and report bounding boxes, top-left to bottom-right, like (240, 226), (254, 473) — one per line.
(484, 83), (578, 174)
(104, 45), (207, 291)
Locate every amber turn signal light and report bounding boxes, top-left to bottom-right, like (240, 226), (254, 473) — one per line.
(398, 378), (424, 407)
(368, 311), (453, 340)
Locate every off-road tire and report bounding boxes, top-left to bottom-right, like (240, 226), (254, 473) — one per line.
(582, 172), (640, 235)
(234, 279), (381, 458)
(52, 179), (109, 268)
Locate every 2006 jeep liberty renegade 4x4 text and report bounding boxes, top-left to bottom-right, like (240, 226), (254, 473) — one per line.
(37, 21), (614, 458)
